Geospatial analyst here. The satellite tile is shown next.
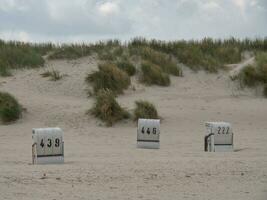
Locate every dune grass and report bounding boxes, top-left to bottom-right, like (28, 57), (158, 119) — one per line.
(129, 37), (267, 72)
(0, 40), (46, 76)
(134, 100), (159, 121)
(140, 61), (170, 86)
(116, 60), (136, 76)
(48, 45), (91, 60)
(90, 89), (130, 126)
(264, 85), (267, 97)
(255, 52), (267, 83)
(0, 37), (266, 77)
(130, 47), (182, 76)
(237, 52), (267, 86)
(0, 60), (12, 77)
(86, 62), (131, 95)
(234, 51), (267, 97)
(0, 92), (22, 123)
(236, 65), (259, 87)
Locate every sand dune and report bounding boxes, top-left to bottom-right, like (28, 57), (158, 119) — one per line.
(0, 56), (267, 200)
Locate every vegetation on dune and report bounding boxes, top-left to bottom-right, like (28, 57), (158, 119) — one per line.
(0, 92), (22, 123)
(48, 45), (91, 60)
(0, 40), (45, 76)
(130, 47), (182, 76)
(86, 62), (131, 94)
(237, 65), (259, 87)
(264, 85), (267, 97)
(0, 37), (266, 76)
(0, 59), (12, 76)
(134, 100), (159, 121)
(116, 60), (136, 76)
(140, 61), (170, 86)
(90, 89), (130, 126)
(129, 37), (267, 72)
(255, 52), (267, 83)
(234, 51), (267, 97)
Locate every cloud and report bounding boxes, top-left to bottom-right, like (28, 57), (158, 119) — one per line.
(0, 0), (29, 12)
(0, 0), (266, 42)
(233, 0), (246, 10)
(97, 1), (119, 16)
(0, 30), (30, 42)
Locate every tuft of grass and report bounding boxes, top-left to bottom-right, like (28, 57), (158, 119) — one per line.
(234, 51), (267, 97)
(237, 65), (259, 87)
(263, 85), (267, 98)
(90, 89), (130, 126)
(131, 47), (182, 76)
(134, 100), (159, 121)
(140, 61), (170, 86)
(48, 45), (91, 60)
(86, 62), (131, 94)
(98, 49), (116, 61)
(116, 60), (136, 76)
(0, 46), (44, 70)
(236, 52), (267, 87)
(0, 92), (22, 123)
(40, 69), (63, 81)
(0, 41), (46, 77)
(255, 52), (267, 83)
(0, 60), (11, 77)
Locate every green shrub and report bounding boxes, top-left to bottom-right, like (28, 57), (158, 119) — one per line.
(201, 54), (222, 73)
(86, 63), (131, 94)
(143, 47), (182, 76)
(238, 65), (259, 87)
(40, 69), (63, 81)
(214, 47), (241, 64)
(234, 52), (267, 97)
(90, 89), (130, 126)
(263, 85), (267, 98)
(0, 92), (22, 123)
(116, 60), (136, 76)
(132, 47), (182, 76)
(112, 46), (124, 57)
(140, 61), (170, 86)
(98, 50), (116, 61)
(0, 60), (11, 77)
(0, 47), (44, 69)
(176, 46), (204, 71)
(134, 100), (159, 121)
(255, 52), (267, 83)
(48, 45), (91, 60)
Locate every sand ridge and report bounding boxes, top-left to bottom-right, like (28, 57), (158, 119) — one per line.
(0, 56), (267, 200)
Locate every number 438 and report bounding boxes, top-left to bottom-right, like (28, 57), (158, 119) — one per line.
(141, 127), (157, 134)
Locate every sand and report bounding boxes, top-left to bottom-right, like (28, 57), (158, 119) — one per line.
(0, 55), (267, 200)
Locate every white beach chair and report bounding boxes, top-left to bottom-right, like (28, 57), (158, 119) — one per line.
(137, 118), (160, 149)
(204, 122), (234, 152)
(32, 127), (64, 164)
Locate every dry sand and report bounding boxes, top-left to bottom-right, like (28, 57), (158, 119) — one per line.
(0, 56), (267, 200)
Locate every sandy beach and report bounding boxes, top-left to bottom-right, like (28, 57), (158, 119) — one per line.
(0, 55), (267, 200)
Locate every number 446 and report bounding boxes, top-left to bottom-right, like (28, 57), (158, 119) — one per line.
(141, 127), (157, 134)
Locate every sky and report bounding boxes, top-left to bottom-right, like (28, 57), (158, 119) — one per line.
(0, 0), (266, 43)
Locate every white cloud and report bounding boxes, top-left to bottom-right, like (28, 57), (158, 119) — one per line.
(232, 0), (246, 11)
(0, 30), (30, 42)
(46, 0), (88, 22)
(97, 1), (119, 16)
(0, 0), (29, 12)
(0, 0), (266, 42)
(202, 1), (220, 10)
